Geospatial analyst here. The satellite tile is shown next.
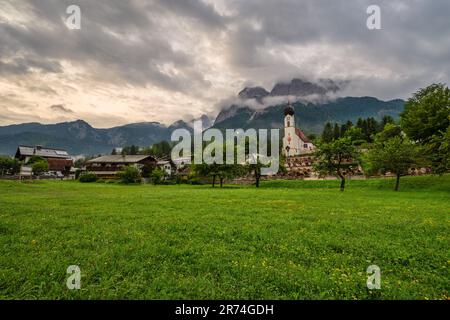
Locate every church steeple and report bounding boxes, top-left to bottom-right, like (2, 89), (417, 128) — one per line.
(284, 101), (294, 128)
(282, 100), (316, 157)
(284, 101), (294, 116)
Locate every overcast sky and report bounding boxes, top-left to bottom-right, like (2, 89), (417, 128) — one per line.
(0, 0), (449, 127)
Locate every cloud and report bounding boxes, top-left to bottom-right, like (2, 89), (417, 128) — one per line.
(0, 57), (62, 75)
(50, 104), (73, 114)
(0, 0), (449, 127)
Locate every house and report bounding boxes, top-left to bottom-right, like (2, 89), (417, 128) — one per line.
(172, 156), (191, 169)
(282, 103), (316, 157)
(86, 154), (157, 179)
(15, 145), (73, 176)
(157, 159), (177, 176)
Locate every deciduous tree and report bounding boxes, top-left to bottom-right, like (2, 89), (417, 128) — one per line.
(363, 131), (421, 191)
(314, 135), (360, 191)
(32, 161), (49, 176)
(400, 83), (450, 174)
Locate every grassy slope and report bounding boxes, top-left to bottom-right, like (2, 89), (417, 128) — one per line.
(0, 175), (448, 299)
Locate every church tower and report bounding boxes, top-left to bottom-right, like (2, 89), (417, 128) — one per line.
(282, 102), (315, 157)
(283, 102), (296, 156)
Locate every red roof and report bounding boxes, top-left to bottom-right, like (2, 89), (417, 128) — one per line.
(295, 128), (311, 143)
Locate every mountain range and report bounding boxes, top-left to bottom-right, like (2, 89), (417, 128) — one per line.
(238, 78), (343, 101)
(0, 79), (405, 156)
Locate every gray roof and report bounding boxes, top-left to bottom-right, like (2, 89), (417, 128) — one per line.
(87, 155), (155, 164)
(17, 145), (70, 159)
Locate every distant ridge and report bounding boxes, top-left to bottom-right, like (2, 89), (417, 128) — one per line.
(213, 96), (404, 133)
(0, 79), (405, 156)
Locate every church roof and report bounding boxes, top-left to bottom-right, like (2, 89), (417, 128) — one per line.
(295, 128), (311, 143)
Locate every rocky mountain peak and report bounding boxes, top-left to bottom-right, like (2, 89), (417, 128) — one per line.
(270, 78), (334, 97)
(69, 119), (92, 128)
(236, 79), (342, 103)
(238, 86), (270, 101)
(199, 114), (212, 129)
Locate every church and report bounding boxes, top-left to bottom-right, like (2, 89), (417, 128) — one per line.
(282, 102), (315, 157)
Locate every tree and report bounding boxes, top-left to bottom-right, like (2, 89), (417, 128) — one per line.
(314, 135), (360, 191)
(111, 148), (117, 155)
(216, 164), (244, 188)
(9, 159), (21, 175)
(356, 118), (368, 140)
(117, 165), (141, 184)
(381, 115), (395, 128)
(376, 123), (403, 142)
(400, 83), (450, 173)
(151, 168), (167, 185)
(441, 126), (450, 169)
(333, 123), (341, 140)
(79, 172), (98, 183)
(363, 128), (421, 191)
(121, 145), (140, 155)
(356, 118), (364, 129)
(74, 158), (87, 168)
(401, 84), (449, 142)
(307, 133), (317, 142)
(27, 156), (46, 165)
(216, 165), (232, 188)
(343, 127), (366, 146)
(139, 141), (173, 158)
(32, 161), (49, 176)
(429, 125), (450, 174)
(340, 120), (353, 137)
(321, 122), (334, 143)
(247, 161), (264, 188)
(366, 117), (379, 142)
(195, 162), (220, 188)
(0, 157), (15, 176)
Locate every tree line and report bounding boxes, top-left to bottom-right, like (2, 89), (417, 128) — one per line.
(321, 115), (395, 143)
(0, 155), (48, 177)
(315, 83), (449, 191)
(113, 141), (173, 158)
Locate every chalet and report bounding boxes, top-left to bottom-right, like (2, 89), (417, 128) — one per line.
(172, 156), (191, 169)
(15, 145), (73, 176)
(157, 159), (177, 176)
(86, 155), (157, 178)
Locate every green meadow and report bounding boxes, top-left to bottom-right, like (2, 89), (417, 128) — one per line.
(0, 175), (448, 300)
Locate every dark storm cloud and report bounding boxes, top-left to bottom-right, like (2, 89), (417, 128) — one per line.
(0, 0), (449, 126)
(2, 0), (449, 95)
(221, 0), (450, 96)
(0, 0), (214, 92)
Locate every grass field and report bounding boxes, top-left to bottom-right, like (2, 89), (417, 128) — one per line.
(0, 175), (449, 300)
